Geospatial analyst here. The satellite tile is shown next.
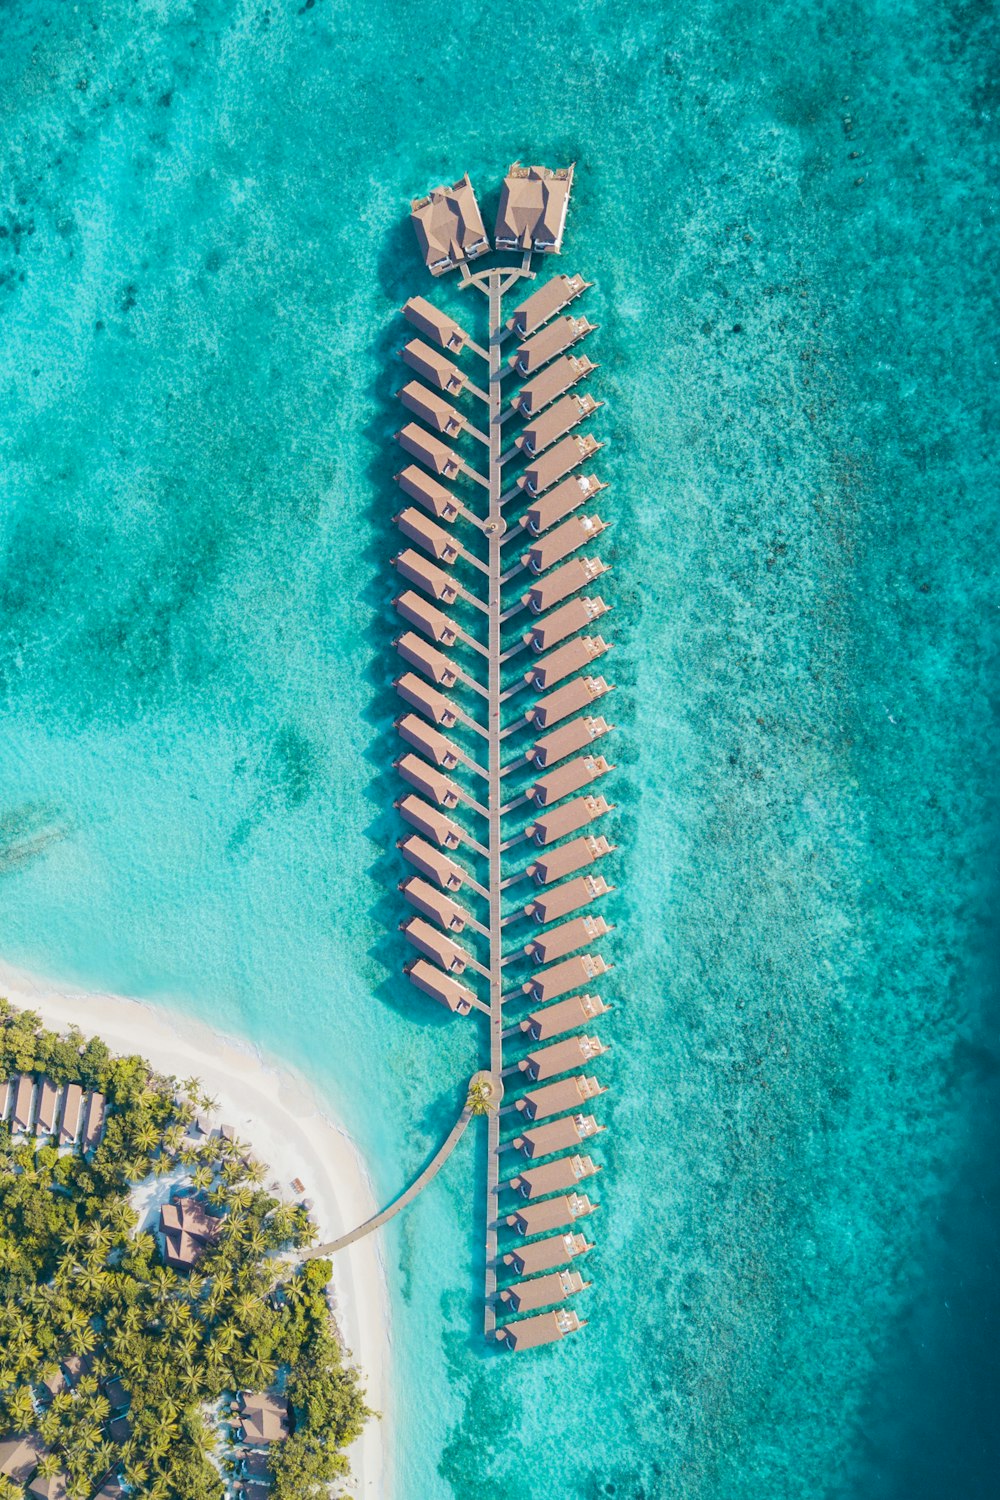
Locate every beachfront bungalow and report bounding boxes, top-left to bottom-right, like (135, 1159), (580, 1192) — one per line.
(515, 392), (602, 458)
(524, 915), (613, 966)
(511, 353), (597, 418)
(395, 753), (460, 808)
(0, 1436), (45, 1488)
(520, 994), (610, 1043)
(400, 876), (470, 933)
(402, 916), (471, 974)
(395, 507), (461, 565)
(398, 833), (466, 892)
(509, 315), (596, 379)
(405, 958), (476, 1015)
(392, 549), (460, 605)
(158, 1196), (222, 1271)
(506, 273), (591, 338)
(521, 555), (610, 615)
(520, 473), (607, 538)
(237, 1391), (292, 1445)
(395, 423), (462, 480)
(401, 338), (467, 395)
(82, 1091), (106, 1153)
(11, 1074), (35, 1133)
(519, 1033), (608, 1083)
(524, 873), (613, 924)
(527, 833), (616, 886)
(395, 713), (461, 769)
(525, 793), (614, 847)
(507, 1154), (601, 1201)
(399, 380), (466, 438)
(522, 513), (609, 575)
(524, 635), (610, 692)
(395, 632), (459, 690)
(494, 163), (574, 255)
(530, 714), (613, 770)
(503, 1230), (593, 1276)
(35, 1080), (59, 1137)
(512, 1113), (604, 1158)
(394, 590), (460, 647)
(396, 793), (464, 849)
(515, 1074), (607, 1122)
(499, 1268), (588, 1314)
(524, 594), (610, 653)
(410, 174), (489, 276)
(396, 465), (462, 522)
(0, 1078), (9, 1123)
(402, 296), (469, 352)
(518, 438), (603, 505)
(529, 754), (613, 808)
(395, 673), (460, 728)
(506, 1191), (596, 1238)
(521, 955), (610, 1006)
(527, 675), (612, 731)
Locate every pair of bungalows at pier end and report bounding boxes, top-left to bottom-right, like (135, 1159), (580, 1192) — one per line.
(389, 165), (617, 1352)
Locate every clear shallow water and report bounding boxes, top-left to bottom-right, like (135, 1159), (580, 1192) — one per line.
(1, 2), (998, 1497)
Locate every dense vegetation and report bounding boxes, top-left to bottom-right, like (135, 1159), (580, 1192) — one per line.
(0, 1001), (370, 1499)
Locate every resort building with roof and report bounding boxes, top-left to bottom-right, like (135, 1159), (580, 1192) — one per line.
(411, 174), (489, 276)
(495, 163), (575, 255)
(158, 1194), (222, 1270)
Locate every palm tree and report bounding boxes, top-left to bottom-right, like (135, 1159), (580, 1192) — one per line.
(466, 1077), (496, 1115)
(7, 1383), (35, 1429)
(192, 1165), (214, 1191)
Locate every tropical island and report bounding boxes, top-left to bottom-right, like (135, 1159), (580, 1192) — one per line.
(0, 999), (370, 1500)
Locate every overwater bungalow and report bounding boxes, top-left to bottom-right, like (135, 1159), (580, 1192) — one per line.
(395, 423), (462, 480)
(530, 714), (612, 769)
(395, 632), (460, 689)
(522, 555), (610, 615)
(495, 162), (574, 253)
(399, 380), (466, 438)
(524, 594), (610, 652)
(394, 671), (460, 727)
(395, 752), (461, 808)
(527, 832), (616, 885)
(495, 1305), (586, 1351)
(511, 353), (597, 417)
(520, 473), (607, 537)
(394, 589), (460, 646)
(396, 793), (464, 849)
(59, 1083), (83, 1146)
(402, 295), (469, 352)
(518, 1033), (608, 1081)
(524, 914), (613, 965)
(411, 173), (489, 275)
(515, 392), (602, 458)
(392, 549), (461, 605)
(507, 1153), (601, 1200)
(521, 953), (610, 1004)
(506, 1191), (596, 1237)
(529, 753), (613, 808)
(525, 793), (614, 847)
(406, 958), (476, 1015)
(400, 875), (471, 932)
(395, 506), (461, 564)
(398, 833), (466, 892)
(395, 712), (461, 768)
(402, 916), (471, 974)
(524, 873), (614, 923)
(401, 338), (467, 395)
(499, 1268), (588, 1313)
(524, 634), (610, 691)
(514, 1072), (607, 1121)
(395, 465), (462, 522)
(12, 1074), (34, 1133)
(506, 273), (592, 338)
(527, 675), (612, 731)
(518, 437), (603, 503)
(512, 1112), (604, 1157)
(520, 993), (610, 1043)
(509, 315), (596, 378)
(503, 1230), (593, 1276)
(522, 513), (609, 574)
(35, 1080), (59, 1137)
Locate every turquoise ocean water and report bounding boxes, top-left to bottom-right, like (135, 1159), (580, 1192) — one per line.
(1, 2), (998, 1495)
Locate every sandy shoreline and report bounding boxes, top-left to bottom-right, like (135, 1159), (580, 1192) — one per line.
(0, 956), (392, 1500)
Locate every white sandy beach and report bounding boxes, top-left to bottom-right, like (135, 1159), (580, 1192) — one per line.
(0, 955), (392, 1500)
